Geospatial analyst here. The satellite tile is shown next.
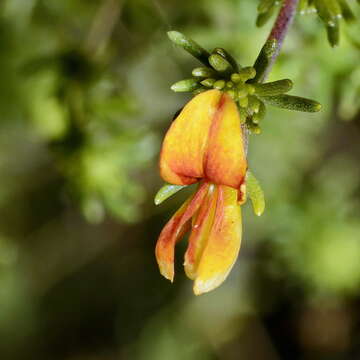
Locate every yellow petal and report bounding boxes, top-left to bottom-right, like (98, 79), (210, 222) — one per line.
(184, 184), (217, 279)
(204, 93), (247, 188)
(155, 182), (209, 282)
(160, 89), (222, 185)
(193, 185), (242, 295)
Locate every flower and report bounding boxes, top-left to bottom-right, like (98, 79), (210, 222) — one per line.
(155, 89), (247, 295)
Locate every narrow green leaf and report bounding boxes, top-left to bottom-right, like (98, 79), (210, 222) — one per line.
(246, 171), (265, 216)
(253, 79), (293, 96)
(154, 184), (186, 205)
(339, 0), (356, 22)
(256, 3), (276, 27)
(171, 78), (199, 92)
(258, 0), (276, 14)
(314, 0), (336, 26)
(327, 20), (340, 47)
(167, 31), (210, 65)
(192, 67), (216, 78)
(261, 94), (322, 112)
(251, 39), (277, 83)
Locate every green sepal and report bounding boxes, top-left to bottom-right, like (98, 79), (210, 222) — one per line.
(261, 94), (322, 112)
(251, 39), (277, 83)
(171, 78), (199, 92)
(246, 171), (265, 216)
(154, 184), (186, 205)
(208, 54), (232, 74)
(212, 48), (240, 72)
(253, 79), (293, 96)
(238, 66), (256, 81)
(167, 31), (210, 65)
(192, 67), (216, 78)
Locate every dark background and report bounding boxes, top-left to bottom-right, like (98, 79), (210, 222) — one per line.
(0, 0), (359, 359)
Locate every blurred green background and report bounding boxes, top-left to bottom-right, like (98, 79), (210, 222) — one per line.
(0, 0), (359, 359)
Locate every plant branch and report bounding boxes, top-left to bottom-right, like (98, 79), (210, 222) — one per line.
(260, 0), (299, 82)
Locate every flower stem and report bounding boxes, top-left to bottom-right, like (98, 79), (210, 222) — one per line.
(261, 0), (299, 81)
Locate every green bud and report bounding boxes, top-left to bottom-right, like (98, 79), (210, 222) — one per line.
(226, 81), (234, 88)
(246, 84), (255, 95)
(251, 39), (277, 83)
(167, 31), (210, 65)
(248, 122), (262, 134)
(231, 73), (242, 83)
(213, 79), (226, 90)
(171, 78), (199, 92)
(226, 88), (237, 99)
(246, 171), (265, 216)
(261, 94), (322, 112)
(154, 184), (186, 205)
(212, 47), (240, 72)
(239, 96), (249, 108)
(237, 83), (248, 98)
(208, 54), (232, 74)
(248, 96), (260, 114)
(192, 67), (216, 78)
(253, 79), (293, 96)
(201, 78), (216, 87)
(238, 67), (256, 81)
(253, 100), (266, 123)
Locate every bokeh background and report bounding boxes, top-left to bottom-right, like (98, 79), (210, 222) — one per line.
(0, 0), (360, 359)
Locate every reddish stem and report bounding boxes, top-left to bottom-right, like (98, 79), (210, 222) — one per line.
(264, 0), (299, 80)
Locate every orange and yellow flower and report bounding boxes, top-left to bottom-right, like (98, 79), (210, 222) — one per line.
(155, 89), (247, 295)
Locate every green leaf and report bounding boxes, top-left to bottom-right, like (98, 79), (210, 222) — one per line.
(256, 3), (276, 27)
(192, 67), (216, 78)
(167, 31), (210, 65)
(253, 79), (293, 96)
(260, 94), (322, 112)
(251, 39), (277, 83)
(171, 78), (199, 92)
(339, 0), (356, 22)
(246, 171), (265, 216)
(258, 0), (276, 14)
(326, 20), (340, 47)
(154, 184), (186, 205)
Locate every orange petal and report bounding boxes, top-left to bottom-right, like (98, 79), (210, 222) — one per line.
(155, 182), (209, 282)
(193, 185), (242, 295)
(160, 90), (222, 185)
(204, 93), (247, 188)
(184, 184), (217, 280)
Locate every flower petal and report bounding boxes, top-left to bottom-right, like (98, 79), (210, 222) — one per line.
(193, 185), (242, 295)
(184, 184), (217, 280)
(155, 182), (209, 282)
(204, 93), (247, 188)
(160, 90), (222, 185)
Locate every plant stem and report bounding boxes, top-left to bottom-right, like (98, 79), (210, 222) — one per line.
(243, 0), (299, 152)
(263, 0), (299, 81)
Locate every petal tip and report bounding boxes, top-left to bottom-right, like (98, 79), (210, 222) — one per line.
(193, 274), (227, 295)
